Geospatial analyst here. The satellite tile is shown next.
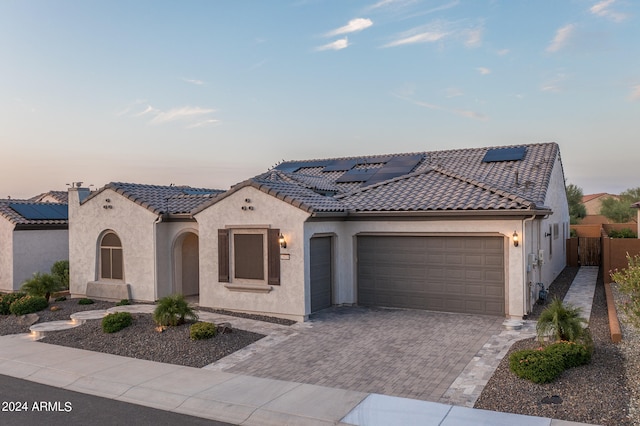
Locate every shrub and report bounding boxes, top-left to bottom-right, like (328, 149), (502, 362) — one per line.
(509, 348), (565, 384)
(190, 322), (217, 340)
(9, 295), (49, 316)
(536, 298), (586, 343)
(608, 228), (637, 239)
(153, 294), (198, 326)
(78, 298), (94, 305)
(611, 254), (640, 329)
(116, 299), (131, 306)
(20, 272), (64, 301)
(0, 292), (26, 315)
(50, 260), (70, 289)
(545, 340), (592, 369)
(102, 312), (133, 333)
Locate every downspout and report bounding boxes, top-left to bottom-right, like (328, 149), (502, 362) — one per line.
(522, 213), (536, 316)
(153, 214), (164, 301)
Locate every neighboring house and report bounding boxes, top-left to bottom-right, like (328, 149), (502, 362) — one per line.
(582, 193), (618, 217)
(0, 199), (68, 293)
(30, 190), (69, 204)
(634, 201), (640, 237)
(68, 182), (223, 302)
(194, 142), (569, 321)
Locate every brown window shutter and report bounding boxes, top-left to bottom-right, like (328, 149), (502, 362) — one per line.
(218, 229), (230, 282)
(267, 228), (281, 285)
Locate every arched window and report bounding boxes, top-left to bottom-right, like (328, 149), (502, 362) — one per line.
(100, 232), (123, 280)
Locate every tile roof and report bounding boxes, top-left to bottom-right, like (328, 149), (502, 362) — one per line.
(0, 199), (68, 227)
(29, 190), (69, 204)
(84, 182), (224, 215)
(235, 142), (561, 215)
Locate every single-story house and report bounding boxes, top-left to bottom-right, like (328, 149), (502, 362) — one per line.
(68, 182), (222, 302)
(194, 142), (569, 322)
(582, 193), (618, 216)
(0, 199), (69, 293)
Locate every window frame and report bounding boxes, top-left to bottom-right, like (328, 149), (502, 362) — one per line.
(218, 228), (280, 286)
(99, 231), (124, 281)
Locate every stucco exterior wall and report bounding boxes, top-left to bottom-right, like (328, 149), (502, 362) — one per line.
(306, 218), (526, 318)
(196, 186), (311, 321)
(69, 188), (159, 301)
(0, 219), (15, 292)
(13, 229), (68, 290)
(155, 221), (200, 299)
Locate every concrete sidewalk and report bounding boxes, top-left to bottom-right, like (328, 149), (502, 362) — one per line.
(0, 333), (594, 426)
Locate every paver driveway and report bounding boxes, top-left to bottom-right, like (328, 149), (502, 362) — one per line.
(224, 306), (505, 402)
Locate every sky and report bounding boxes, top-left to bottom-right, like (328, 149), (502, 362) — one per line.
(1, 0), (638, 199)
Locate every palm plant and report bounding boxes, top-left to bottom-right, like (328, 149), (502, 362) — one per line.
(153, 294), (198, 326)
(536, 298), (586, 343)
(20, 272), (64, 301)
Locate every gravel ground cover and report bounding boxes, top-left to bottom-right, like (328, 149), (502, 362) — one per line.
(475, 268), (633, 426)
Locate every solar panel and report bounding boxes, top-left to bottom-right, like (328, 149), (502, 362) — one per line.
(322, 159), (357, 172)
(9, 203), (68, 220)
(482, 147), (527, 163)
(275, 160), (329, 173)
(336, 168), (377, 183)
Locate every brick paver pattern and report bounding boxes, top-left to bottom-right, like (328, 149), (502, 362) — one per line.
(224, 306), (504, 402)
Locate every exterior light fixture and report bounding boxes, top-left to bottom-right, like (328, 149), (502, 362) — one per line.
(512, 231), (519, 247)
(278, 234), (287, 249)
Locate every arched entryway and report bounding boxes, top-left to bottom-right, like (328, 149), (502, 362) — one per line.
(173, 231), (200, 299)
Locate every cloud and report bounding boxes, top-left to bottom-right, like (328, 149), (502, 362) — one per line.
(182, 78), (204, 86)
(444, 87), (463, 98)
(546, 24), (576, 53)
(497, 48), (510, 56)
(120, 102), (219, 128)
(540, 72), (568, 92)
(325, 18), (373, 37)
(629, 85), (640, 101)
(382, 30), (446, 47)
(476, 67), (491, 75)
(394, 93), (487, 120)
(149, 106), (216, 125)
(590, 0), (627, 22)
(367, 0), (415, 10)
(316, 38), (349, 51)
(464, 28), (483, 48)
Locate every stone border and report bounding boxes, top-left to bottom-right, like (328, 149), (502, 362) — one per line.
(604, 282), (622, 343)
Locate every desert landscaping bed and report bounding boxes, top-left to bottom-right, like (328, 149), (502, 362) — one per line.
(475, 267), (634, 426)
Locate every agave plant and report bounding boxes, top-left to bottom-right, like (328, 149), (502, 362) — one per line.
(536, 298), (586, 343)
(153, 294), (198, 326)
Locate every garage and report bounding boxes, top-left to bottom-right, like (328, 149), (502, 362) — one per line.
(310, 236), (332, 313)
(357, 235), (505, 316)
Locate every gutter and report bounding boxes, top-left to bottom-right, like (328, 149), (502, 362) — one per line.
(522, 213), (536, 315)
(309, 208), (551, 220)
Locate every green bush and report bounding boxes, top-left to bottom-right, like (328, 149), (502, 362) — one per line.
(20, 272), (64, 301)
(509, 349), (565, 384)
(608, 228), (637, 239)
(536, 298), (586, 343)
(0, 292), (26, 315)
(78, 298), (95, 305)
(102, 312), (133, 333)
(190, 322), (217, 340)
(611, 254), (640, 329)
(115, 299), (131, 306)
(9, 295), (49, 316)
(50, 260), (70, 289)
(545, 340), (592, 369)
(153, 294), (198, 326)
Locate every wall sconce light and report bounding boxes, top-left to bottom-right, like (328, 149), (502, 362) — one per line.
(278, 234), (287, 249)
(512, 231), (519, 247)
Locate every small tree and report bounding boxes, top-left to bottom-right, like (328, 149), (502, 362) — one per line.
(611, 254), (640, 329)
(600, 187), (640, 223)
(566, 183), (586, 224)
(50, 260), (69, 289)
(536, 298), (586, 343)
(20, 272), (64, 301)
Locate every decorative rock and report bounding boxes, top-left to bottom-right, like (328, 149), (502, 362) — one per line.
(217, 322), (233, 334)
(541, 395), (563, 404)
(502, 319), (524, 330)
(17, 313), (39, 326)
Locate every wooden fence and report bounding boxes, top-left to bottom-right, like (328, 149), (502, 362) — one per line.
(566, 237), (601, 267)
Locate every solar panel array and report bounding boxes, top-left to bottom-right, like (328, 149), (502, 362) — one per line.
(482, 146), (527, 163)
(275, 154), (424, 188)
(9, 203), (68, 220)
